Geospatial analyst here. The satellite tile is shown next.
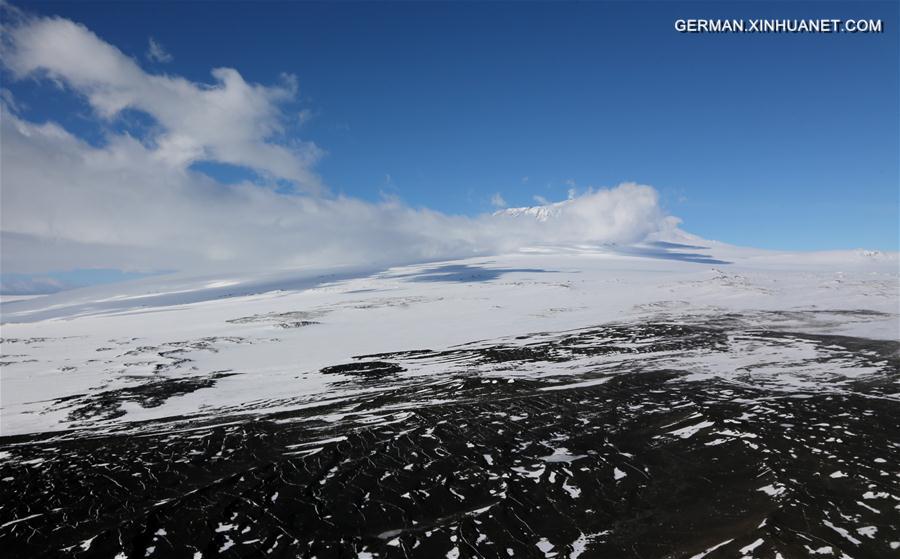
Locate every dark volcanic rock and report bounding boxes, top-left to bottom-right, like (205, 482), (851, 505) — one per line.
(55, 372), (238, 423)
(0, 324), (898, 558)
(320, 361), (406, 378)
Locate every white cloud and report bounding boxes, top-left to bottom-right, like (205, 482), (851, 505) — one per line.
(0, 9), (679, 278)
(2, 13), (322, 190)
(146, 37), (172, 63)
(0, 275), (63, 295)
(297, 108), (315, 125)
(490, 193), (507, 208)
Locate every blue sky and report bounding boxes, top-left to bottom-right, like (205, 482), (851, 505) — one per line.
(1, 1), (898, 292)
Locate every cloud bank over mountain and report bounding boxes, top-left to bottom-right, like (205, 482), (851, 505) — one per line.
(0, 7), (678, 280)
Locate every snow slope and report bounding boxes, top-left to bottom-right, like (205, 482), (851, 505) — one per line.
(1, 240), (897, 436)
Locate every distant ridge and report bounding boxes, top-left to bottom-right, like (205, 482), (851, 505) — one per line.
(493, 199), (572, 222)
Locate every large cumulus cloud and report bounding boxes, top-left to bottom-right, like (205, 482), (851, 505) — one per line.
(0, 6), (678, 280)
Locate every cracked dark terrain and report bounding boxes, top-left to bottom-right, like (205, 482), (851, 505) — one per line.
(1, 321), (899, 558)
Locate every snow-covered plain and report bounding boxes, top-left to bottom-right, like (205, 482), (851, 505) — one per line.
(1, 239), (897, 437)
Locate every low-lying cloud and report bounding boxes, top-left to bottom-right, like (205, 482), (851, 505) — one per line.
(0, 6), (679, 282)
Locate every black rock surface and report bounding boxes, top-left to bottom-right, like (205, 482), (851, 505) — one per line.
(1, 322), (898, 558)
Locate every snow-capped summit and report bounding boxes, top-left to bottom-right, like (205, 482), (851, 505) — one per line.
(493, 199), (571, 222)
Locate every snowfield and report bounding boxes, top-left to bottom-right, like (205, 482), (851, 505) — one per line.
(1, 240), (899, 558)
(2, 239), (896, 436)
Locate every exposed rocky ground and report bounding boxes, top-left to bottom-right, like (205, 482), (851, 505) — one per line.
(1, 320), (897, 558)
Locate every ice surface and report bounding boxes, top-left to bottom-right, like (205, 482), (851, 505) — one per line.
(1, 243), (897, 437)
